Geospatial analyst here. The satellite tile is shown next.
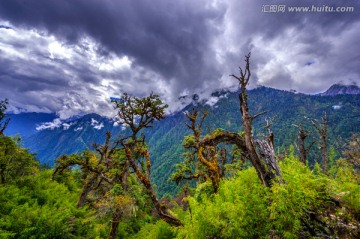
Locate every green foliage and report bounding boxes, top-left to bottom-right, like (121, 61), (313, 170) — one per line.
(342, 134), (360, 176)
(182, 135), (195, 148)
(0, 136), (39, 185)
(269, 158), (330, 238)
(0, 171), (96, 239)
(112, 92), (168, 133)
(129, 221), (176, 239)
(330, 159), (360, 215)
(177, 168), (269, 239)
(3, 90), (360, 237)
(176, 154), (360, 239)
(0, 133), (98, 238)
(328, 147), (339, 169)
(2, 149), (359, 238)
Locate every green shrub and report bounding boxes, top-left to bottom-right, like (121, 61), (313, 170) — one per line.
(177, 168), (269, 239)
(130, 220), (176, 239)
(176, 155), (358, 239)
(0, 171), (96, 239)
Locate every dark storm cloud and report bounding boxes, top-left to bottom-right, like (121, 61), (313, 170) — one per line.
(0, 0), (224, 91)
(220, 0), (360, 87)
(0, 0), (360, 116)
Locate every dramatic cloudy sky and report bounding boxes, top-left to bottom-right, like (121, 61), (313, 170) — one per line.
(0, 0), (359, 118)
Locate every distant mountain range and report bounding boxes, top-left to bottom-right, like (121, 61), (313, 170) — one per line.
(5, 84), (360, 196)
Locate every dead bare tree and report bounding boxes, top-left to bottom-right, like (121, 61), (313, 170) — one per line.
(293, 124), (315, 165)
(0, 99), (10, 135)
(229, 52), (282, 187)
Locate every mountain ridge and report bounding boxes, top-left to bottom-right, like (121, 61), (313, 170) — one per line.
(320, 83), (360, 96)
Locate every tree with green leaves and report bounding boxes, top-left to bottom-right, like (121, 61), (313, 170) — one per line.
(113, 93), (183, 227)
(53, 131), (134, 239)
(54, 93), (182, 238)
(0, 136), (39, 185)
(172, 109), (244, 193)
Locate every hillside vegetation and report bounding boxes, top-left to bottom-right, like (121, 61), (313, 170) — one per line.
(1, 55), (360, 238)
(10, 86), (360, 196)
(1, 134), (359, 238)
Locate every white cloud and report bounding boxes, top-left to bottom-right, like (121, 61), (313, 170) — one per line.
(98, 55), (132, 72)
(205, 93), (228, 107)
(74, 126), (83, 131)
(62, 122), (75, 130)
(91, 118), (99, 125)
(205, 96), (220, 107)
(36, 118), (62, 131)
(332, 105), (342, 110)
(94, 123), (104, 130)
(0, 25), (136, 119)
(91, 118), (104, 130)
(48, 40), (72, 60)
(121, 124), (128, 131)
(113, 120), (128, 131)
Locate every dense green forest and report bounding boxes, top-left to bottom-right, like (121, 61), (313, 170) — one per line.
(1, 56), (360, 238)
(1, 133), (359, 238)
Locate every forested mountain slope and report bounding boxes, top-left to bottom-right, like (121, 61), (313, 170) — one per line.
(10, 86), (360, 196)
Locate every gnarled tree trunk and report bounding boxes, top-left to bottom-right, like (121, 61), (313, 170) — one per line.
(77, 174), (99, 208)
(230, 53), (283, 187)
(125, 147), (183, 227)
